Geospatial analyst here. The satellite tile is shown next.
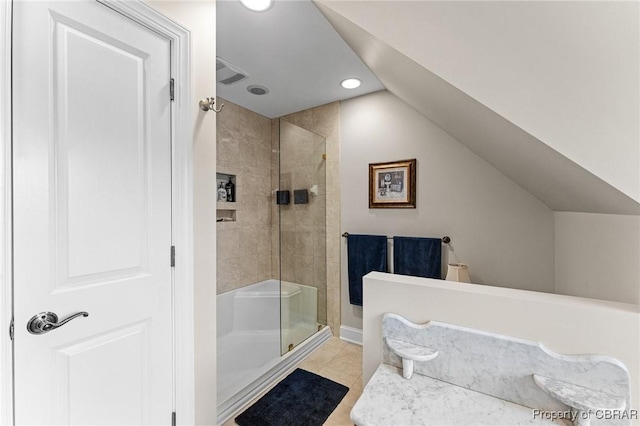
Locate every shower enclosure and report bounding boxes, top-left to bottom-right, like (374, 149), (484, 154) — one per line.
(216, 115), (331, 423)
(277, 119), (328, 353)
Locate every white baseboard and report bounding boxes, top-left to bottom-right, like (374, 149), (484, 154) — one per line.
(339, 325), (363, 345)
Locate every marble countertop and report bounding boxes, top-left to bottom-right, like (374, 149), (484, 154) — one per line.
(381, 313), (630, 416)
(351, 364), (570, 426)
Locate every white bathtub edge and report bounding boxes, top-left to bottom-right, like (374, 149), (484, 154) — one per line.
(216, 326), (333, 425)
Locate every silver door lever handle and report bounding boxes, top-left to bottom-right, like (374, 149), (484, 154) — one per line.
(27, 311), (89, 335)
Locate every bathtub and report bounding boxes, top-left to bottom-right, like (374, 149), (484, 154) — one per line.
(216, 279), (332, 424)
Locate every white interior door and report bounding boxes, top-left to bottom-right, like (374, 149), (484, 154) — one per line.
(12, 1), (174, 424)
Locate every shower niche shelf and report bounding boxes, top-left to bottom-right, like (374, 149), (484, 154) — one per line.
(217, 171), (237, 223)
(216, 172), (236, 202)
(216, 201), (237, 210)
(216, 209), (236, 224)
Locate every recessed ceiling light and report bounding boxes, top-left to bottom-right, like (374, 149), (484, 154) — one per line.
(240, 0), (273, 12)
(341, 78), (361, 89)
(247, 85), (269, 95)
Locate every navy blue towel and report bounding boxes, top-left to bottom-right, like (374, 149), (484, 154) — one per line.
(393, 236), (442, 279)
(347, 234), (388, 306)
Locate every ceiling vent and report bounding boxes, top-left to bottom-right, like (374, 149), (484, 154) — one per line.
(247, 85), (269, 95)
(216, 57), (248, 85)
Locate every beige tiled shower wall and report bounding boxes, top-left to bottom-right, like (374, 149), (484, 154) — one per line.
(276, 102), (341, 335)
(215, 98), (340, 331)
(216, 99), (273, 294)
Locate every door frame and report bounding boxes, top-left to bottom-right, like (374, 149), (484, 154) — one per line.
(0, 0), (195, 424)
(1, 0), (13, 423)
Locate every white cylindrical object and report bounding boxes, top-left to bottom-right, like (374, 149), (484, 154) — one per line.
(401, 358), (414, 380)
(445, 263), (470, 283)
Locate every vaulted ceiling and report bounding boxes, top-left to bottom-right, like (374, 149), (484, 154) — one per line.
(315, 0), (640, 215)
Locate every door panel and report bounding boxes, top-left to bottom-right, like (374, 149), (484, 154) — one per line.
(54, 322), (150, 425)
(13, 1), (173, 424)
(54, 16), (150, 286)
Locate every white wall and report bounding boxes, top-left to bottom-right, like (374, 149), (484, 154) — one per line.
(321, 1), (640, 203)
(143, 2), (217, 424)
(363, 272), (640, 411)
(555, 212), (640, 305)
(340, 91), (555, 330)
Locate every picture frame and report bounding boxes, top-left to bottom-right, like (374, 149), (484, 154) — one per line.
(369, 158), (416, 208)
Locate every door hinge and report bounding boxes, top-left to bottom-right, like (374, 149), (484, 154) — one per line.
(171, 246), (176, 267)
(9, 317), (14, 341)
(170, 78), (175, 102)
(171, 411), (176, 426)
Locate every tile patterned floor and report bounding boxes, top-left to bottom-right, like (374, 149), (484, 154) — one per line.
(223, 337), (362, 426)
(299, 338), (363, 425)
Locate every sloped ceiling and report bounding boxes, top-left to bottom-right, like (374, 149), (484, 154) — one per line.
(315, 1), (640, 215)
(216, 0), (383, 118)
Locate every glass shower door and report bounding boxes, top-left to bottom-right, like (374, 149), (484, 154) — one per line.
(278, 119), (327, 355)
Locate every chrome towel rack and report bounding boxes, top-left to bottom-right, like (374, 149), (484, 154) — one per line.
(341, 232), (451, 244)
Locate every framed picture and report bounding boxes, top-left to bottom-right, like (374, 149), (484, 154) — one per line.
(369, 158), (416, 208)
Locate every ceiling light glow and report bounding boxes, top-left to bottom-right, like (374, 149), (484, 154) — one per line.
(341, 78), (361, 89)
(240, 0), (273, 12)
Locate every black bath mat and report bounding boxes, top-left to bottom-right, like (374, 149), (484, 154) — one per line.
(235, 368), (349, 426)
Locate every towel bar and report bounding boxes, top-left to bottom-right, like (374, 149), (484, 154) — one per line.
(341, 232), (451, 244)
